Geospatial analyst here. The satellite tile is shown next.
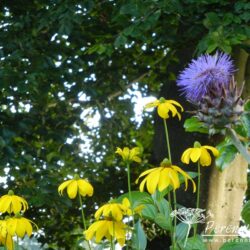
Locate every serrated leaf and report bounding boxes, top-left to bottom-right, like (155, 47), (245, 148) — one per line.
(184, 117), (208, 134)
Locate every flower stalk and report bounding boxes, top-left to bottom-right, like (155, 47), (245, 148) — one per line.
(126, 161), (135, 227)
(163, 119), (176, 249)
(79, 194), (91, 250)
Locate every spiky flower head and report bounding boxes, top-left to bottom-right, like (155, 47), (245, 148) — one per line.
(196, 78), (244, 133)
(177, 52), (235, 103)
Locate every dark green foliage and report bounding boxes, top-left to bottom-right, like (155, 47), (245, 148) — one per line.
(0, 0), (249, 248)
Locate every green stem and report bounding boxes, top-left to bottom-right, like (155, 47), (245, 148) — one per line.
(193, 162), (201, 236)
(173, 190), (177, 245)
(196, 162), (201, 210)
(79, 194), (92, 250)
(126, 162), (132, 210)
(167, 192), (174, 245)
(110, 222), (115, 250)
(163, 119), (176, 249)
(163, 119), (172, 163)
(16, 236), (19, 250)
(126, 161), (135, 247)
(184, 224), (191, 247)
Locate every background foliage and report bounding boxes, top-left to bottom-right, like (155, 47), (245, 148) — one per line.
(0, 0), (249, 248)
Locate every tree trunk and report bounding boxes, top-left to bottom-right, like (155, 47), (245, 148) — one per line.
(206, 154), (248, 250)
(205, 47), (249, 250)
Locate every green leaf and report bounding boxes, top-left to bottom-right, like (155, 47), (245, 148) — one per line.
(154, 198), (170, 217)
(114, 35), (127, 48)
(184, 117), (208, 134)
(184, 235), (206, 250)
(141, 204), (158, 220)
(176, 223), (189, 241)
(154, 213), (171, 230)
(132, 220), (147, 250)
(220, 241), (250, 250)
(241, 101), (250, 138)
(242, 201), (250, 226)
(216, 140), (237, 171)
(206, 43), (218, 53)
(227, 128), (250, 163)
(117, 191), (153, 208)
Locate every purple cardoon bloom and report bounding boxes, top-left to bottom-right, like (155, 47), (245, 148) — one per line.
(177, 52), (235, 103)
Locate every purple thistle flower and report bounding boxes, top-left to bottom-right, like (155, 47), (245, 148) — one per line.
(177, 52), (235, 103)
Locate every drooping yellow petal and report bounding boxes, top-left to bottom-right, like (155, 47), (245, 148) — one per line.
(172, 165), (188, 191)
(111, 205), (123, 221)
(6, 218), (17, 236)
(5, 234), (14, 250)
(166, 103), (178, 118)
(15, 219), (26, 238)
(168, 100), (184, 112)
(95, 206), (104, 219)
(84, 221), (101, 240)
(190, 148), (201, 163)
(172, 165), (196, 192)
(58, 180), (72, 195)
(200, 148), (212, 166)
(167, 169), (180, 190)
(139, 177), (148, 192)
(136, 167), (159, 183)
(146, 169), (161, 194)
(144, 100), (160, 109)
(24, 219), (33, 237)
(203, 146), (219, 157)
(95, 221), (108, 242)
(158, 168), (170, 191)
(114, 221), (126, 246)
(0, 197), (12, 213)
(77, 180), (94, 197)
(157, 103), (169, 119)
(67, 180), (78, 199)
(181, 148), (192, 164)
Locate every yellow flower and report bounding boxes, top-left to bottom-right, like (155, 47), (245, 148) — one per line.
(84, 219), (126, 246)
(0, 233), (13, 250)
(122, 198), (144, 216)
(115, 147), (141, 163)
(145, 97), (184, 120)
(6, 216), (37, 238)
(95, 201), (127, 221)
(0, 220), (14, 250)
(136, 159), (196, 194)
(58, 175), (94, 199)
(0, 190), (28, 214)
(181, 141), (219, 167)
